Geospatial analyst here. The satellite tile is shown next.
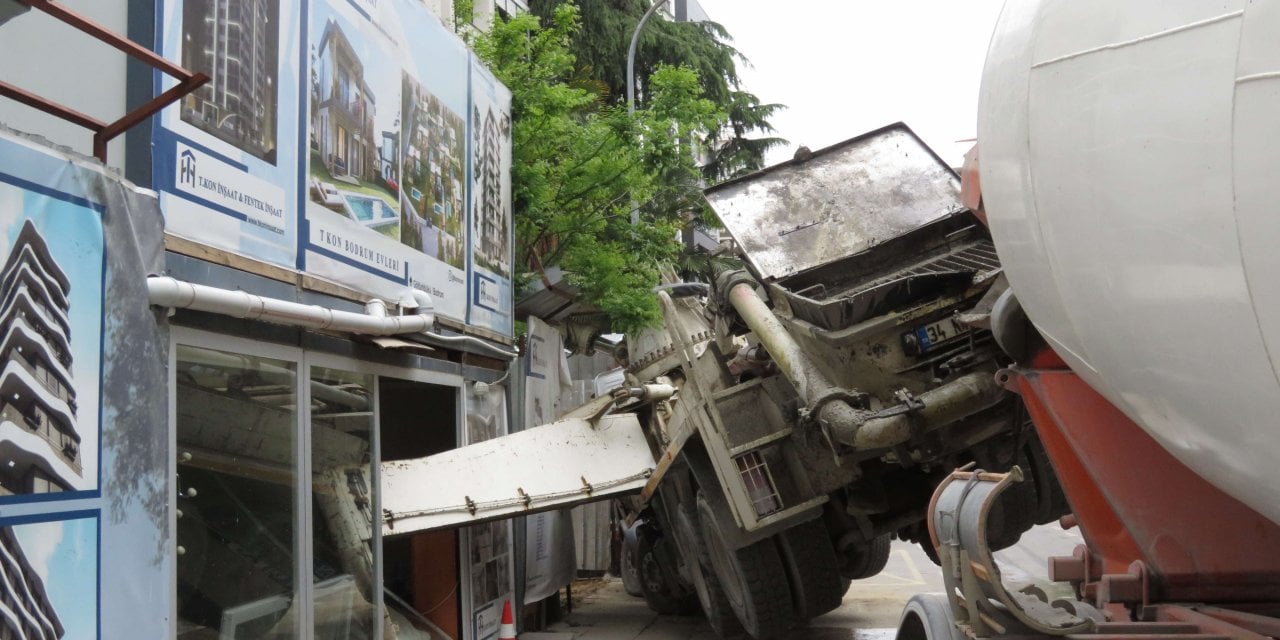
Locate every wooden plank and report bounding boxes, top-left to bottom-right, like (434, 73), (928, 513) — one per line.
(465, 323), (515, 346)
(165, 233), (297, 284)
(298, 273), (373, 303)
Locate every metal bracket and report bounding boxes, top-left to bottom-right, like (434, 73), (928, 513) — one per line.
(931, 466), (1104, 636)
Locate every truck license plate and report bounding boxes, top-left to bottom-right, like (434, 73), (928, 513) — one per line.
(911, 316), (967, 351)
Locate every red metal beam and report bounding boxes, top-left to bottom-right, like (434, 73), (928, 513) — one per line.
(0, 80), (106, 132)
(93, 73), (208, 161)
(18, 0), (191, 78)
(2, 0), (207, 162)
(1194, 607), (1280, 639)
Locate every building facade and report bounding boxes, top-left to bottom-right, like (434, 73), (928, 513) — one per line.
(0, 0), (523, 638)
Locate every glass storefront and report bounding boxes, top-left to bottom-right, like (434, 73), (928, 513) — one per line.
(172, 331), (484, 640)
(310, 366), (376, 640)
(175, 344), (299, 638)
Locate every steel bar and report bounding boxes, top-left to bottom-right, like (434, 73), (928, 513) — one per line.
(0, 80), (105, 131)
(94, 73), (208, 160)
(19, 0), (193, 78)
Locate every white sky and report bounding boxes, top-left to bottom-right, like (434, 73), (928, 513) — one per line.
(694, 0), (1007, 168)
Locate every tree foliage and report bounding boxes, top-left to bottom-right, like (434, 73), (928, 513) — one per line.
(529, 0), (787, 181)
(472, 5), (722, 333)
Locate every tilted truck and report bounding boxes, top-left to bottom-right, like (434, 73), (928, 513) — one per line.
(889, 2), (1280, 640)
(608, 123), (1069, 639)
(372, 123), (1070, 639)
(369, 4), (1280, 640)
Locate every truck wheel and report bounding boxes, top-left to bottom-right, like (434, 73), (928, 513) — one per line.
(776, 518), (845, 621)
(622, 530), (643, 597)
(692, 552), (745, 638)
(637, 529), (699, 615)
(840, 534), (892, 580)
(696, 493), (795, 639)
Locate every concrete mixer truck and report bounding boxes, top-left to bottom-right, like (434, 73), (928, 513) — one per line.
(894, 2), (1280, 640)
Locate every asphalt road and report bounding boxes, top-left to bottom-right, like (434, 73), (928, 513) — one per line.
(529, 524), (1084, 640)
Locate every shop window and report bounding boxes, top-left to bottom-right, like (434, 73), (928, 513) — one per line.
(310, 367), (376, 640)
(175, 344), (298, 639)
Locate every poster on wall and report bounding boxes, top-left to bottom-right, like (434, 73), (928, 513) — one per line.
(302, 0), (471, 321)
(0, 177), (102, 499)
(465, 381), (514, 640)
(153, 0), (302, 267)
(0, 127), (171, 638)
(0, 514), (99, 639)
(467, 58), (514, 336)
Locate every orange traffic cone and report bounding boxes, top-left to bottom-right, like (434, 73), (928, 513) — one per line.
(498, 599), (517, 640)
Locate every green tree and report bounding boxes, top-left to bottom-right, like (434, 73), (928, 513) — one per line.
(529, 0), (786, 181)
(472, 4), (722, 333)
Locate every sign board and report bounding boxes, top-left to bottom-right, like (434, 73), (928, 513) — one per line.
(152, 0), (516, 332)
(153, 0), (303, 268)
(467, 59), (514, 335)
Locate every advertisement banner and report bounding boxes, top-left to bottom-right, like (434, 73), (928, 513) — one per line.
(464, 380), (514, 640)
(467, 58), (514, 336)
(153, 0), (303, 268)
(302, 0), (472, 321)
(0, 128), (170, 639)
(522, 317), (577, 604)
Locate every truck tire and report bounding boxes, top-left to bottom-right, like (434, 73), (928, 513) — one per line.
(637, 529), (699, 615)
(776, 518), (845, 621)
(696, 493), (795, 640)
(693, 553), (745, 638)
(840, 534), (892, 580)
(622, 522), (643, 597)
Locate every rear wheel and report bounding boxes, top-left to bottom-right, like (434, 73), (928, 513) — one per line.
(622, 522), (643, 597)
(696, 493), (795, 639)
(637, 527), (699, 615)
(776, 518), (845, 622)
(840, 534), (892, 580)
(692, 551), (745, 638)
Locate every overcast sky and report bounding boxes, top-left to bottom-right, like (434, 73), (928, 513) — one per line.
(694, 0), (1007, 168)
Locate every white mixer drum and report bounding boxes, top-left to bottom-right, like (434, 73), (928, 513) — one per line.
(978, 0), (1280, 524)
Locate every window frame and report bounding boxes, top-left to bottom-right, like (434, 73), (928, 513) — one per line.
(170, 326), (468, 640)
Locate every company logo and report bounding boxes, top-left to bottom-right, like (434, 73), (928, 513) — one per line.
(179, 149), (197, 187)
(474, 273), (502, 312)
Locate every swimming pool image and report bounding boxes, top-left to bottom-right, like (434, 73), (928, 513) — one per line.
(343, 194), (400, 232)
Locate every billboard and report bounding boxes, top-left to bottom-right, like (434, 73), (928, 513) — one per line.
(467, 59), (514, 335)
(153, 0), (303, 268)
(152, 0), (514, 332)
(301, 0), (472, 321)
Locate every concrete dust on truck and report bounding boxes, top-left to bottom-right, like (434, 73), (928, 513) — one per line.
(609, 123), (1069, 640)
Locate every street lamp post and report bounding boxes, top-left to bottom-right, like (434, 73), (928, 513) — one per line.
(626, 0), (672, 115)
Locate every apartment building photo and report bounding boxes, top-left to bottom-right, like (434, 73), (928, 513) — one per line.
(0, 220), (83, 496)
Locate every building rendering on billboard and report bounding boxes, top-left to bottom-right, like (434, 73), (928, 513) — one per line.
(0, 221), (83, 495)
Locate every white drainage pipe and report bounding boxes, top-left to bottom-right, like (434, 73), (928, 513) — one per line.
(147, 275), (434, 336)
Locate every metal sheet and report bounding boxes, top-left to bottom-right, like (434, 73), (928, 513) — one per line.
(380, 413), (655, 534)
(705, 123), (962, 281)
